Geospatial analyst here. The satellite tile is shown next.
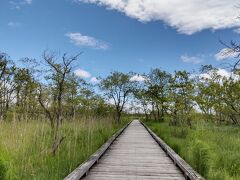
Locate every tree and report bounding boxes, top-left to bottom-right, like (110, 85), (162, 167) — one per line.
(169, 71), (194, 126)
(38, 51), (81, 155)
(145, 69), (172, 121)
(133, 87), (151, 120)
(64, 74), (84, 119)
(222, 76), (240, 124)
(195, 65), (240, 125)
(0, 53), (16, 121)
(220, 41), (240, 72)
(14, 67), (38, 121)
(99, 71), (134, 123)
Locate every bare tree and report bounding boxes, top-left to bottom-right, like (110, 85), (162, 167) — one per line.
(220, 40), (240, 72)
(38, 51), (81, 155)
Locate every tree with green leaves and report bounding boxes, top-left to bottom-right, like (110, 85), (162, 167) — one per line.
(14, 67), (38, 121)
(133, 86), (151, 120)
(99, 71), (134, 123)
(0, 53), (16, 121)
(169, 71), (194, 126)
(145, 69), (172, 121)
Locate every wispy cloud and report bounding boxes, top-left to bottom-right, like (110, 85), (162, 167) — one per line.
(9, 0), (33, 9)
(233, 28), (240, 34)
(74, 69), (91, 78)
(65, 32), (109, 50)
(7, 21), (22, 27)
(215, 48), (239, 61)
(77, 0), (240, 35)
(180, 55), (203, 64)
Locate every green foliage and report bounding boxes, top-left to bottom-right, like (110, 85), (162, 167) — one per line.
(0, 46), (239, 180)
(195, 67), (240, 124)
(191, 140), (210, 176)
(0, 158), (6, 180)
(99, 71), (135, 122)
(146, 119), (240, 179)
(170, 127), (188, 138)
(0, 117), (126, 179)
(145, 69), (172, 121)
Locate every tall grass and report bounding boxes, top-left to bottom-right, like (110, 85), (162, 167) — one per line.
(0, 117), (127, 179)
(146, 120), (240, 180)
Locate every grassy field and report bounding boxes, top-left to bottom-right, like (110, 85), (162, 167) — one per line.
(145, 120), (240, 180)
(0, 117), (127, 180)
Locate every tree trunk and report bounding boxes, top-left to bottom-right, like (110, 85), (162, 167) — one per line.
(115, 111), (121, 123)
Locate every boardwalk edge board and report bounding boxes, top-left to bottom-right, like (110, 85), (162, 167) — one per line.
(141, 121), (205, 180)
(64, 121), (132, 180)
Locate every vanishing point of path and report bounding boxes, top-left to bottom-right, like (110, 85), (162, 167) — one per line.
(82, 120), (185, 180)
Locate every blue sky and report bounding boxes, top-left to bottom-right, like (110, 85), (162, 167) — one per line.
(1, 0), (240, 82)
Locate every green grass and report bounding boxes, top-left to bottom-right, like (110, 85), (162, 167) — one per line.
(145, 120), (240, 180)
(0, 117), (127, 179)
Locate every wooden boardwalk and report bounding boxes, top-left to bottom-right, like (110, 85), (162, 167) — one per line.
(65, 120), (203, 180)
(83, 120), (184, 180)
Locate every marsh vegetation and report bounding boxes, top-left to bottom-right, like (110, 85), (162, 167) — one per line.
(0, 40), (239, 179)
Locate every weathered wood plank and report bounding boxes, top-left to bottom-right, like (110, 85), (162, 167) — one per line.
(64, 121), (132, 180)
(80, 120), (184, 179)
(83, 174), (186, 180)
(65, 120), (204, 180)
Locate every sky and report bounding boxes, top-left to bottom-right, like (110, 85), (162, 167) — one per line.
(1, 0), (240, 82)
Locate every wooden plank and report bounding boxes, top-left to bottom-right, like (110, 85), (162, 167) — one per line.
(64, 121), (132, 180)
(80, 120), (185, 179)
(141, 121), (205, 180)
(65, 120), (204, 180)
(83, 174), (186, 180)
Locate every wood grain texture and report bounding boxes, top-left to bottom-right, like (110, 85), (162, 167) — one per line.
(81, 120), (185, 180)
(64, 121), (131, 180)
(65, 120), (204, 180)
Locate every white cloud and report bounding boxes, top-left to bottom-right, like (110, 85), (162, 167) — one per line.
(130, 75), (145, 82)
(217, 68), (231, 78)
(180, 55), (203, 64)
(74, 69), (91, 78)
(215, 48), (239, 61)
(90, 77), (99, 83)
(193, 68), (239, 83)
(77, 0), (240, 35)
(65, 32), (109, 50)
(199, 68), (231, 80)
(7, 22), (21, 27)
